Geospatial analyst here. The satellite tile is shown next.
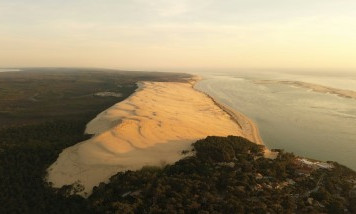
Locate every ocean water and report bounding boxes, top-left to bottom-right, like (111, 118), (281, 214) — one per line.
(195, 71), (356, 170)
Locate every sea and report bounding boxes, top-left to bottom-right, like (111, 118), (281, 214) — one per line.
(194, 70), (356, 170)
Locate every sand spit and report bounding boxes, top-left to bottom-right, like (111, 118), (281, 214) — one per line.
(207, 96), (263, 145)
(197, 92), (277, 159)
(47, 79), (261, 195)
(254, 80), (356, 100)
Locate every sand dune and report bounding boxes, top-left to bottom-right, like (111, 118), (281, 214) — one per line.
(46, 79), (261, 195)
(254, 80), (356, 100)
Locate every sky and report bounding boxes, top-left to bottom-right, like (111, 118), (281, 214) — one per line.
(1, 0), (356, 71)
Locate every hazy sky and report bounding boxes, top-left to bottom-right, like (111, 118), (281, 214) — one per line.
(1, 0), (356, 70)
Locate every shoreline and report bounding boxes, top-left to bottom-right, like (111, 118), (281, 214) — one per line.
(191, 75), (263, 145)
(47, 76), (247, 195)
(211, 98), (264, 145)
(192, 76), (277, 158)
(208, 96), (277, 158)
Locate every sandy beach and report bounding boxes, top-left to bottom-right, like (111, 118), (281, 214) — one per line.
(47, 77), (265, 195)
(199, 92), (277, 159)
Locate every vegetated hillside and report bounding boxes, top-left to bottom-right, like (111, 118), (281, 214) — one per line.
(0, 120), (91, 213)
(0, 69), (192, 213)
(88, 136), (356, 214)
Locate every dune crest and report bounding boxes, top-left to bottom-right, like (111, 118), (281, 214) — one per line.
(47, 80), (251, 195)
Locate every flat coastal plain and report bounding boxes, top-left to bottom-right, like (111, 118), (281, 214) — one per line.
(47, 78), (261, 195)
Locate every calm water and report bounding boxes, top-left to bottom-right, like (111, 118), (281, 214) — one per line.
(195, 71), (356, 170)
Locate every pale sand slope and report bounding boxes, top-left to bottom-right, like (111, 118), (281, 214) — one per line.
(47, 80), (259, 195)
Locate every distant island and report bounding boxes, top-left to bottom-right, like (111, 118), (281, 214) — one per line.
(0, 68), (355, 213)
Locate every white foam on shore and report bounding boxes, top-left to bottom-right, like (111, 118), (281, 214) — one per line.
(47, 80), (251, 195)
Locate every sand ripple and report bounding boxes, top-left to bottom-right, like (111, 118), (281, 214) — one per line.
(47, 81), (246, 195)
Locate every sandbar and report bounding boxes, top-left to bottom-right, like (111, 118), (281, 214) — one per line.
(254, 80), (356, 100)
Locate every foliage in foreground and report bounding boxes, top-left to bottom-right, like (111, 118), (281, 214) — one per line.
(1, 69), (355, 213)
(88, 136), (356, 214)
(0, 120), (90, 213)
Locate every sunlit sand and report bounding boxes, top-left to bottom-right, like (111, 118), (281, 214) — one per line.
(47, 79), (262, 195)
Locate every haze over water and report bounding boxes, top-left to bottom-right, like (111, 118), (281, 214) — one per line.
(195, 71), (356, 170)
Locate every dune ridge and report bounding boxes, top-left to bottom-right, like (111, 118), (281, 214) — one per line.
(47, 77), (264, 195)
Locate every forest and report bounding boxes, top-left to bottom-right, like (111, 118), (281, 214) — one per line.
(0, 69), (355, 213)
(0, 69), (191, 213)
(88, 136), (356, 214)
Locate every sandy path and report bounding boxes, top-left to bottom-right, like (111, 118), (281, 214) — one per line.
(47, 79), (252, 195)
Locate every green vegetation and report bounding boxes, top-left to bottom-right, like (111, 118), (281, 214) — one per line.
(1, 69), (355, 213)
(0, 120), (90, 213)
(0, 68), (191, 213)
(88, 136), (356, 213)
(0, 68), (190, 128)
